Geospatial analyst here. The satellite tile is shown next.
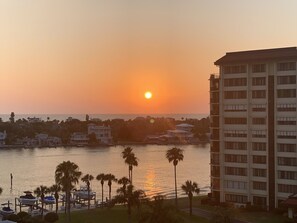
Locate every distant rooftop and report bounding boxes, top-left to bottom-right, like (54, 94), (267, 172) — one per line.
(215, 47), (297, 65)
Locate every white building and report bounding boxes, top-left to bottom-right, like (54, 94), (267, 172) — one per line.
(70, 132), (89, 146)
(87, 124), (112, 145)
(210, 47), (297, 210)
(0, 131), (7, 146)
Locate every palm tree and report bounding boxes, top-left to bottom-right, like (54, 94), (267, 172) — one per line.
(139, 195), (179, 223)
(122, 147), (138, 184)
(166, 147), (184, 207)
(55, 161), (82, 223)
(34, 185), (48, 217)
(96, 173), (106, 204)
(122, 147), (133, 180)
(105, 173), (117, 201)
(117, 177), (130, 193)
(49, 184), (61, 213)
(181, 180), (200, 216)
(81, 174), (94, 209)
(114, 184), (145, 223)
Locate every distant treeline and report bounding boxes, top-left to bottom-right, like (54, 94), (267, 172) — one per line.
(0, 115), (210, 144)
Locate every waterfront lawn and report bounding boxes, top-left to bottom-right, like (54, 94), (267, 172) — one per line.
(57, 206), (208, 223)
(198, 204), (289, 223)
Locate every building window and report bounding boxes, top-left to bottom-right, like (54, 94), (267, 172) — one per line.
(278, 184), (297, 193)
(277, 89), (296, 98)
(253, 196), (267, 207)
(277, 143), (296, 152)
(225, 141), (247, 150)
(252, 104), (266, 112)
(224, 78), (247, 87)
(253, 181), (267, 190)
(252, 118), (266, 125)
(277, 104), (296, 111)
(252, 142), (266, 151)
(277, 117), (296, 125)
(225, 167), (247, 176)
(277, 75), (296, 85)
(278, 157), (297, 166)
(224, 91), (247, 99)
(211, 153), (220, 165)
(252, 130), (266, 138)
(252, 90), (266, 99)
(224, 118), (247, 125)
(223, 65), (247, 74)
(224, 104), (247, 112)
(252, 77), (266, 86)
(225, 154), (247, 163)
(225, 181), (247, 190)
(252, 64), (266, 73)
(253, 155), (266, 164)
(277, 131), (296, 139)
(224, 130), (247, 138)
(277, 62), (296, 71)
(253, 168), (267, 177)
(278, 171), (297, 180)
(225, 194), (247, 203)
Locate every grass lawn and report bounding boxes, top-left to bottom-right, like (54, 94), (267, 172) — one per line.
(57, 205), (208, 223)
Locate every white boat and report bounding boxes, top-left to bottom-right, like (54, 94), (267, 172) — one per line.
(42, 196), (55, 204)
(18, 191), (38, 206)
(0, 201), (14, 216)
(74, 187), (96, 200)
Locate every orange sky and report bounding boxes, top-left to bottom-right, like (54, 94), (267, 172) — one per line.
(1, 1), (297, 114)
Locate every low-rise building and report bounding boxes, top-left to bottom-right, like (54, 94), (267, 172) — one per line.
(70, 132), (89, 146)
(0, 131), (7, 146)
(87, 124), (112, 145)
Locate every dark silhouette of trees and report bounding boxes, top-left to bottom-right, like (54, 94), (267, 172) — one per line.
(181, 180), (200, 216)
(96, 173), (107, 204)
(114, 184), (145, 223)
(9, 112), (15, 123)
(55, 161), (81, 223)
(81, 174), (94, 209)
(105, 173), (117, 201)
(139, 195), (180, 223)
(166, 147), (184, 208)
(49, 184), (61, 213)
(122, 147), (138, 184)
(34, 185), (48, 217)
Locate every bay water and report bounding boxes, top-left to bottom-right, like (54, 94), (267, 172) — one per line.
(0, 144), (210, 205)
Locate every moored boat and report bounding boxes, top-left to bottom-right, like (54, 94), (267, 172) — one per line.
(43, 195), (55, 204)
(0, 201), (14, 216)
(19, 191), (38, 206)
(74, 187), (96, 200)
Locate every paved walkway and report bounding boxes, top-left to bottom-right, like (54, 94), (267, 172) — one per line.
(182, 207), (250, 223)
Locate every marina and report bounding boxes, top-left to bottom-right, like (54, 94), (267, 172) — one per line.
(0, 144), (210, 213)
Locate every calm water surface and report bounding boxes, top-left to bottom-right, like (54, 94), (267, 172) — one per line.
(0, 144), (210, 204)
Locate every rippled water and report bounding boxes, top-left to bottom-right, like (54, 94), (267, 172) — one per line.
(0, 144), (210, 205)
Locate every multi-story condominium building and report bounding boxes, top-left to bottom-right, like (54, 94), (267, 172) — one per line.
(210, 47), (297, 210)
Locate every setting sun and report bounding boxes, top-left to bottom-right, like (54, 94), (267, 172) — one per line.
(144, 91), (152, 99)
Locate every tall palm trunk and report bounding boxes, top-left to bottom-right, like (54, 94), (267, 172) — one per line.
(189, 194), (193, 216)
(67, 191), (71, 223)
(174, 164), (177, 207)
(101, 182), (104, 203)
(87, 182), (90, 209)
(55, 192), (59, 213)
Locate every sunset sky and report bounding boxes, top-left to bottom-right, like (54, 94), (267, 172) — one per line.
(1, 0), (297, 114)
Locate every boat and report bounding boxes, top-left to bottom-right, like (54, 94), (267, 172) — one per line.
(0, 201), (14, 216)
(73, 187), (96, 200)
(18, 191), (38, 206)
(42, 195), (55, 204)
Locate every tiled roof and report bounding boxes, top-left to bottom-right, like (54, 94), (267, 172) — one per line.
(215, 47), (297, 65)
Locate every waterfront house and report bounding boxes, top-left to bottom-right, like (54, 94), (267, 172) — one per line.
(0, 131), (7, 146)
(87, 124), (113, 145)
(70, 132), (89, 146)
